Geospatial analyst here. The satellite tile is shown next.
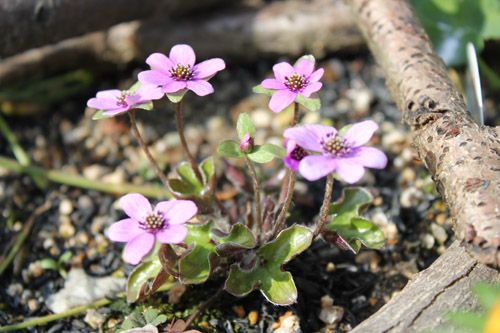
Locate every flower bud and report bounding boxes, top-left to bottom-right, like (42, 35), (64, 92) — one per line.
(240, 133), (254, 153)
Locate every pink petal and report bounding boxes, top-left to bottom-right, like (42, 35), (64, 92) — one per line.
(186, 80), (214, 96)
(272, 62), (294, 82)
(155, 200), (197, 225)
(138, 70), (172, 86)
(308, 68), (324, 83)
(261, 79), (286, 90)
(294, 59), (314, 76)
(163, 80), (188, 94)
(298, 155), (337, 181)
(347, 147), (388, 169)
(336, 159), (365, 184)
(106, 218), (144, 242)
(284, 156), (300, 171)
(156, 225), (188, 244)
(120, 193), (152, 221)
(269, 89), (296, 113)
(343, 120), (378, 147)
(284, 124), (336, 152)
(169, 44), (196, 66)
(96, 90), (121, 99)
(301, 82), (322, 97)
(87, 97), (120, 110)
(102, 107), (130, 116)
(145, 53), (173, 73)
(136, 85), (164, 101)
(123, 233), (155, 265)
(194, 58), (225, 79)
(125, 94), (142, 106)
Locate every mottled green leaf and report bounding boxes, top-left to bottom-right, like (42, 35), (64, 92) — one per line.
(247, 143), (283, 164)
(127, 259), (162, 303)
(215, 224), (256, 256)
(218, 140), (244, 158)
(252, 84), (274, 96)
(236, 113), (255, 140)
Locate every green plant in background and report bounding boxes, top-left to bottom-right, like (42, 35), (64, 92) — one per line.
(38, 251), (73, 278)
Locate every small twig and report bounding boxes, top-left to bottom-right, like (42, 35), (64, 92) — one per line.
(245, 156), (262, 238)
(278, 102), (299, 204)
(184, 288), (224, 329)
(128, 110), (169, 188)
(0, 201), (51, 277)
(0, 156), (170, 199)
(313, 174), (334, 238)
(174, 101), (203, 183)
(272, 173), (296, 239)
(0, 298), (111, 332)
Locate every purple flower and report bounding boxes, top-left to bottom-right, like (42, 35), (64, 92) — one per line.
(261, 59), (324, 113)
(86, 87), (162, 117)
(283, 120), (388, 183)
(106, 193), (197, 265)
(239, 133), (254, 153)
(138, 44), (225, 98)
(283, 139), (309, 171)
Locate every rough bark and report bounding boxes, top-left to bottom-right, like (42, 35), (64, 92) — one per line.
(0, 0), (228, 58)
(349, 0), (500, 267)
(0, 0), (364, 85)
(351, 243), (500, 333)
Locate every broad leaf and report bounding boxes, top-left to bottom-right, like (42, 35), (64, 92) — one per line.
(236, 113), (255, 140)
(166, 90), (186, 103)
(252, 85), (274, 96)
(92, 110), (110, 120)
(215, 224), (256, 256)
(247, 144), (284, 164)
(218, 140), (244, 158)
(294, 54), (316, 66)
(200, 156), (215, 185)
(135, 101), (153, 111)
(296, 94), (321, 112)
(127, 258), (175, 303)
(224, 225), (312, 305)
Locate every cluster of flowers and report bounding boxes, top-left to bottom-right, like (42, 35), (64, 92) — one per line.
(87, 44), (387, 265)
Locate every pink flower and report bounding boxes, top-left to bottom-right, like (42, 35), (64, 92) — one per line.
(106, 193), (197, 265)
(86, 87), (162, 117)
(138, 44), (225, 97)
(239, 133), (254, 153)
(283, 139), (308, 171)
(261, 59), (324, 113)
(283, 120), (387, 183)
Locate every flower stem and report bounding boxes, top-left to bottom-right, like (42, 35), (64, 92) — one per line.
(174, 101), (203, 183)
(313, 174), (334, 238)
(184, 288), (224, 329)
(245, 156), (262, 238)
(128, 110), (169, 188)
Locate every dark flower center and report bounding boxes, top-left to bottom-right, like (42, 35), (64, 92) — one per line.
(170, 64), (194, 81)
(142, 213), (166, 231)
(116, 90), (132, 107)
(284, 73), (307, 92)
(321, 133), (351, 156)
(290, 145), (308, 161)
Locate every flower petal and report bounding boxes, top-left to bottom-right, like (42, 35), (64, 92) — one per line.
(156, 225), (188, 244)
(123, 233), (155, 265)
(336, 159), (365, 184)
(87, 97), (120, 111)
(269, 89), (296, 113)
(163, 81), (188, 94)
(347, 147), (388, 169)
(308, 68), (324, 83)
(272, 62), (295, 83)
(294, 59), (314, 76)
(284, 156), (300, 171)
(96, 90), (121, 99)
(106, 218), (144, 242)
(194, 58), (225, 79)
(120, 193), (152, 221)
(284, 124), (336, 152)
(186, 80), (214, 96)
(102, 107), (130, 116)
(145, 53), (173, 73)
(301, 82), (322, 97)
(136, 85), (164, 101)
(298, 155), (337, 181)
(169, 44), (196, 66)
(343, 120), (379, 147)
(261, 79), (286, 90)
(155, 200), (198, 225)
(138, 70), (172, 86)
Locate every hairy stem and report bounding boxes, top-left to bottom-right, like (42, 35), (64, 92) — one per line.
(184, 288), (224, 329)
(313, 174), (334, 238)
(174, 101), (203, 183)
(128, 110), (169, 188)
(245, 156), (262, 238)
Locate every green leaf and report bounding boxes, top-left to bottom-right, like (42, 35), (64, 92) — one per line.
(128, 81), (142, 93)
(127, 259), (162, 303)
(92, 110), (111, 120)
(252, 85), (274, 96)
(294, 54), (316, 66)
(247, 143), (284, 163)
(39, 258), (58, 271)
(150, 315), (168, 326)
(143, 308), (160, 324)
(166, 90), (186, 103)
(217, 140), (244, 158)
(58, 251), (73, 264)
(296, 94), (321, 112)
(134, 101), (153, 111)
(338, 124), (353, 136)
(224, 225), (312, 305)
(215, 224), (256, 256)
(236, 113), (255, 140)
(200, 156), (215, 185)
(446, 311), (485, 331)
(325, 187), (384, 253)
(473, 282), (500, 309)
